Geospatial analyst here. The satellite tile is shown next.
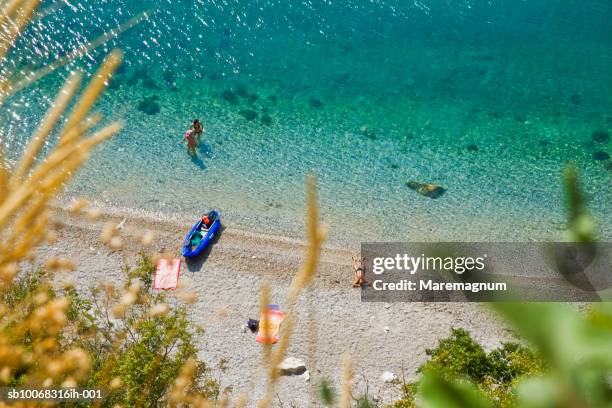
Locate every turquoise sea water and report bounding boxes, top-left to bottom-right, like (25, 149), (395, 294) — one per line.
(1, 0), (611, 242)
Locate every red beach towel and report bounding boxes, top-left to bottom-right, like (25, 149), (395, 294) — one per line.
(256, 307), (286, 344)
(153, 258), (181, 290)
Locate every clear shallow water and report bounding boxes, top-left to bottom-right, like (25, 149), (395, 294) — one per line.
(1, 0), (611, 242)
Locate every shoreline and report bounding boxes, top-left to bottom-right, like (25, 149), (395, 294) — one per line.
(52, 195), (355, 252)
(47, 199), (358, 286)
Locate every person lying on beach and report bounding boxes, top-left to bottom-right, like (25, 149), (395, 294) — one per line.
(351, 255), (368, 288)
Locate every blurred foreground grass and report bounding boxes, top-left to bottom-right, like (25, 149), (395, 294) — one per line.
(1, 1), (611, 407)
(0, 2), (223, 406)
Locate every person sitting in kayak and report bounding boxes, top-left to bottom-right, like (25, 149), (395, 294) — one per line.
(183, 128), (198, 156)
(201, 214), (211, 229)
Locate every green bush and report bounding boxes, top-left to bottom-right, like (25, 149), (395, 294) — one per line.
(392, 329), (544, 408)
(125, 252), (155, 291)
(319, 377), (337, 406)
(76, 256), (220, 407)
(420, 328), (490, 382)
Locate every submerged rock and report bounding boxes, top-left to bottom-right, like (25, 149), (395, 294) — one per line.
(125, 76), (139, 86)
(360, 125), (376, 139)
(604, 161), (612, 171)
(246, 93), (259, 104)
(267, 95), (278, 104)
(126, 68), (148, 86)
(235, 84), (249, 98)
(406, 181), (446, 199)
(591, 130), (610, 143)
(142, 76), (160, 90)
(466, 144), (479, 152)
(221, 90), (239, 105)
(261, 113), (273, 126)
(309, 98), (323, 108)
(265, 200), (281, 208)
(137, 96), (160, 115)
(163, 69), (175, 85)
(232, 84), (259, 104)
(569, 93), (582, 105)
(514, 113), (527, 123)
(333, 72), (350, 84)
(593, 150), (610, 161)
(340, 44), (354, 53)
(238, 109), (258, 121)
(131, 68), (148, 81)
(107, 76), (122, 90)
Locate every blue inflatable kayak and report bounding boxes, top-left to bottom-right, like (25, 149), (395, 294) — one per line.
(182, 210), (221, 258)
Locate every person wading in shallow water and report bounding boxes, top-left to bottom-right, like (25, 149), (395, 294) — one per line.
(352, 255), (368, 288)
(191, 119), (204, 142)
(183, 119), (203, 156)
(183, 128), (197, 156)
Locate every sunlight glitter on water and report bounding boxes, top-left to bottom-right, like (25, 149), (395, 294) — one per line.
(2, 0), (611, 242)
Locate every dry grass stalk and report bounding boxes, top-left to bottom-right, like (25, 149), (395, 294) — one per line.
(166, 358), (212, 408)
(260, 281), (272, 357)
(0, 114), (121, 230)
(0, 0), (41, 63)
(0, 139), (8, 195)
(0, 10), (146, 102)
(0, 0), (122, 397)
(306, 284), (318, 406)
(258, 176), (327, 407)
(0, 3), (220, 407)
(31, 0), (67, 22)
(9, 71), (82, 185)
(339, 354), (353, 408)
(59, 50), (122, 146)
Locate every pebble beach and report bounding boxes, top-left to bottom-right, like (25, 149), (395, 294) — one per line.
(38, 205), (512, 405)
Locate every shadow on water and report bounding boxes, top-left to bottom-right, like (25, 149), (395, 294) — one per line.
(183, 224), (225, 272)
(190, 153), (206, 169)
(198, 143), (213, 158)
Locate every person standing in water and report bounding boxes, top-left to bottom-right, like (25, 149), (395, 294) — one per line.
(183, 128), (197, 156)
(191, 119), (204, 143)
(183, 119), (203, 156)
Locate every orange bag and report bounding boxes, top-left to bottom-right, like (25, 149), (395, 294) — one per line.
(256, 307), (286, 344)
